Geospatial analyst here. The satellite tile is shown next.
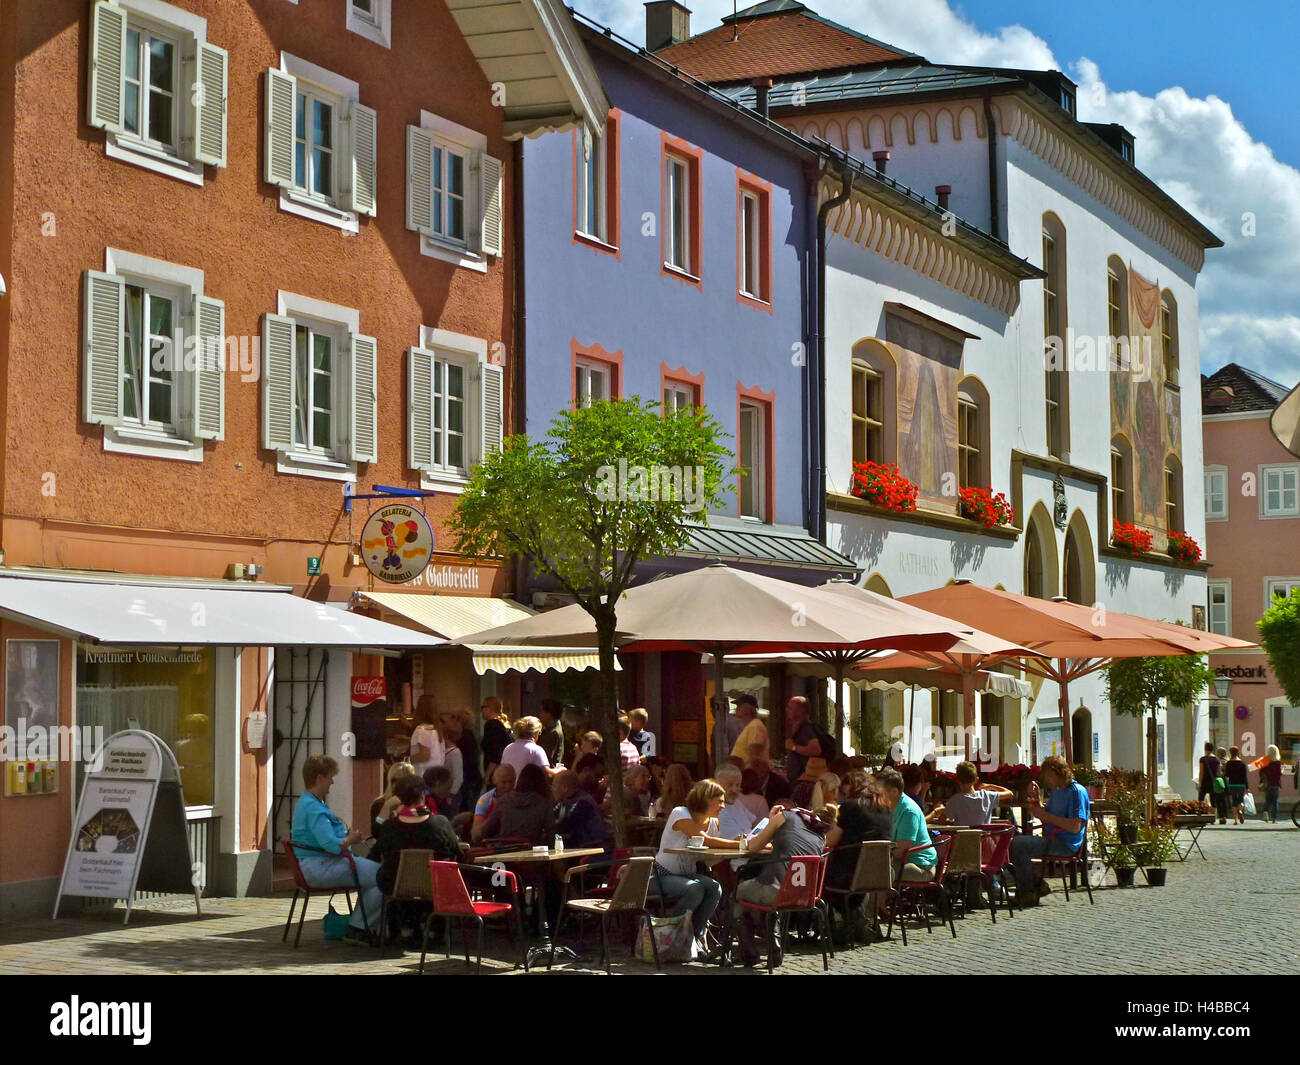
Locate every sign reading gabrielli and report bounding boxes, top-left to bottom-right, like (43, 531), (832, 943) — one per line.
(360, 504), (434, 584)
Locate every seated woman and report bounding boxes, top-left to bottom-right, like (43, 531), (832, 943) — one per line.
(649, 764), (693, 818)
(652, 779), (742, 949)
(290, 754), (383, 946)
(480, 763), (555, 845)
(370, 761), (416, 839)
(368, 775), (463, 945)
(734, 805), (832, 967)
(613, 764), (653, 818)
(553, 770), (608, 849)
(824, 771), (894, 894)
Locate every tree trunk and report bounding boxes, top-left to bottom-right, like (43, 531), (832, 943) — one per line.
(1145, 708), (1157, 824)
(593, 604), (628, 848)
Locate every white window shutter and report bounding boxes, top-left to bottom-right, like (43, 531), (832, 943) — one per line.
(264, 68), (296, 188)
(480, 361), (503, 459)
(192, 296), (225, 440)
(87, 1), (127, 134)
(343, 101), (378, 216)
(83, 270), (125, 426)
(408, 347), (434, 471)
(406, 125), (434, 235)
(347, 332), (378, 464)
(191, 42), (228, 168)
(477, 152), (504, 257)
(261, 313), (295, 451)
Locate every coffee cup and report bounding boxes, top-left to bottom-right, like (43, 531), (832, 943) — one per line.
(686, 836), (705, 849)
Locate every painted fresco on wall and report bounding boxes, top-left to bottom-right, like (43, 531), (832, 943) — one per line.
(1110, 265), (1179, 529)
(886, 312), (963, 510)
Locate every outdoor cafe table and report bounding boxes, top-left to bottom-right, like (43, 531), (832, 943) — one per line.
(471, 847), (605, 965)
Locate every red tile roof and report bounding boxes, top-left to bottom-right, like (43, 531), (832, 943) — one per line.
(655, 11), (913, 85)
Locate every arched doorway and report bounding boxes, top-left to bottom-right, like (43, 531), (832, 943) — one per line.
(1023, 503), (1059, 600)
(1073, 706), (1093, 767)
(1063, 510), (1096, 606)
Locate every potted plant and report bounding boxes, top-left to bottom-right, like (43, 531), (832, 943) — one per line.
(1073, 765), (1102, 799)
(851, 461), (919, 513)
(957, 486), (1015, 529)
(1092, 819), (1137, 886)
(1140, 822), (1178, 886)
(1112, 521), (1154, 558)
(1106, 775), (1147, 845)
(1166, 531), (1202, 565)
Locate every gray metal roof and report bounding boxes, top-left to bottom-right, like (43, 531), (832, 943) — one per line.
(678, 524), (861, 572)
(721, 63), (1021, 110)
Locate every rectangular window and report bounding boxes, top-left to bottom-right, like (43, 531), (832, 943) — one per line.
(1207, 581), (1230, 637)
(738, 401), (767, 520)
(663, 381), (697, 415)
(577, 126), (606, 242)
(1267, 578), (1300, 605)
(851, 363), (883, 466)
(575, 360), (611, 408)
(1107, 270), (1123, 342)
(123, 24), (178, 150)
(665, 154), (692, 274)
(431, 141), (468, 244)
(1161, 300), (1178, 388)
(351, 0), (377, 23)
(431, 356), (467, 473)
(736, 180), (771, 304)
(121, 282), (177, 428)
(1043, 231), (1065, 459)
(292, 323), (337, 454)
(740, 191), (759, 297)
(1164, 463), (1182, 533)
(1261, 465), (1300, 518)
(1204, 468), (1228, 521)
(957, 395), (980, 489)
(1111, 447), (1130, 525)
(293, 88), (337, 202)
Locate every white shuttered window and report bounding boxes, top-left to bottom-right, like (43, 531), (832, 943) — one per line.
(406, 114), (501, 269)
(408, 336), (502, 484)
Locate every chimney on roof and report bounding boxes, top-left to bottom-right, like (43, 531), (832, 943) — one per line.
(645, 1), (692, 52)
(935, 185), (951, 211)
(872, 150), (890, 175)
(752, 77), (773, 121)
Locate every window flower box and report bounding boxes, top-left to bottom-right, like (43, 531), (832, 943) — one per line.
(957, 486), (1015, 529)
(851, 461), (918, 513)
(1166, 531), (1202, 565)
(1111, 521), (1154, 558)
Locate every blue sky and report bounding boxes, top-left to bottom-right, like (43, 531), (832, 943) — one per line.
(589, 0), (1300, 388)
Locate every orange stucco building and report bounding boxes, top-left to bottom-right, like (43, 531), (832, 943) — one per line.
(0, 0), (602, 918)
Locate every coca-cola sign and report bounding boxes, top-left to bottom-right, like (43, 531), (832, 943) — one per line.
(352, 677), (386, 705)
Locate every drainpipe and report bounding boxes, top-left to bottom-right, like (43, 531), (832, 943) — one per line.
(511, 137), (528, 602)
(983, 91), (1000, 240)
(812, 159), (853, 543)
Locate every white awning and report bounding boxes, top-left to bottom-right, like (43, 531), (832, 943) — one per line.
(355, 592), (535, 640)
(0, 573), (444, 648)
(468, 646), (618, 676)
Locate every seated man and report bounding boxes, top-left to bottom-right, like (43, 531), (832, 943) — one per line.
(553, 770), (607, 849)
(715, 763), (757, 840)
(745, 745), (792, 808)
(877, 767), (936, 884)
(933, 760), (1015, 827)
(627, 708), (657, 759)
(1008, 755), (1089, 907)
(470, 764), (516, 843)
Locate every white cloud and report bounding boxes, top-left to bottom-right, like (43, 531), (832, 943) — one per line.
(580, 0), (1300, 388)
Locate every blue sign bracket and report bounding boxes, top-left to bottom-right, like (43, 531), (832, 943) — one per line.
(343, 483), (437, 515)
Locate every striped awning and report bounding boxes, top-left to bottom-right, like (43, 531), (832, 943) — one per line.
(355, 592), (535, 640)
(468, 646), (620, 676)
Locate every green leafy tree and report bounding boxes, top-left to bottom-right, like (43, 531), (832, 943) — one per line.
(1104, 652), (1217, 821)
(451, 398), (732, 843)
(1259, 590), (1300, 705)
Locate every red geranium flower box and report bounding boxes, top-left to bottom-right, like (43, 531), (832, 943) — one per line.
(852, 461), (918, 513)
(1166, 531), (1202, 565)
(1112, 521), (1154, 557)
(958, 486), (1015, 529)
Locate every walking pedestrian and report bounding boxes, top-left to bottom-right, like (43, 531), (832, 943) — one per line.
(1198, 742), (1226, 824)
(1224, 746), (1249, 824)
(1260, 745), (1283, 823)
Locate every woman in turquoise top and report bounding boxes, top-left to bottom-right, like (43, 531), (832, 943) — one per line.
(291, 754), (384, 945)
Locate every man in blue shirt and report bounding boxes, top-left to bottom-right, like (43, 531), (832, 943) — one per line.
(1009, 755), (1090, 906)
(291, 753), (384, 944)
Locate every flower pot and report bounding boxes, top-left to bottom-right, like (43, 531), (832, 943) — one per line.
(1086, 785), (1101, 800)
(1115, 866), (1136, 887)
(1146, 867), (1167, 887)
(1118, 824), (1139, 846)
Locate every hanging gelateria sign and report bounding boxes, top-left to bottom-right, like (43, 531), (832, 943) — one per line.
(360, 503), (434, 584)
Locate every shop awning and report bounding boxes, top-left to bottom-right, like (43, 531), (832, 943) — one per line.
(355, 592), (614, 675)
(467, 646), (619, 676)
(0, 573), (444, 648)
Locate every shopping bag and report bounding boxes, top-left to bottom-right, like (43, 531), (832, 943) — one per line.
(323, 904), (351, 940)
(1243, 791), (1257, 816)
(634, 911), (695, 963)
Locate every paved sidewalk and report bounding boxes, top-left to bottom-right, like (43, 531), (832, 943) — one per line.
(1, 822), (1294, 975)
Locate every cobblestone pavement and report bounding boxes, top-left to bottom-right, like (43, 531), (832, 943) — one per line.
(1, 823), (1294, 976)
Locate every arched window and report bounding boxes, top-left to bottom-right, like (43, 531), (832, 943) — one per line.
(851, 340), (896, 468)
(1042, 213), (1069, 459)
(1110, 435), (1133, 525)
(1025, 522), (1045, 599)
(1164, 454), (1183, 533)
(1024, 503), (1059, 600)
(1161, 290), (1179, 389)
(957, 377), (990, 488)
(1107, 256), (1129, 352)
(1063, 514), (1095, 606)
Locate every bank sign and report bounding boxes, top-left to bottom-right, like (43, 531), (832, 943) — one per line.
(360, 504), (434, 584)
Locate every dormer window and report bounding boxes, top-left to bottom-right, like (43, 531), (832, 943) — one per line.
(1060, 86), (1076, 116)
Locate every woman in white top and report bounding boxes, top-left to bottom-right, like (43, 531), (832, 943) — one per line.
(408, 698), (444, 779)
(653, 779), (742, 943)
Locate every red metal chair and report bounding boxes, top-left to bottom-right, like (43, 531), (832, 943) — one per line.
(729, 854), (832, 973)
(281, 839), (366, 948)
(1033, 835), (1095, 904)
(979, 824), (1017, 923)
(424, 860), (528, 974)
(886, 832), (955, 946)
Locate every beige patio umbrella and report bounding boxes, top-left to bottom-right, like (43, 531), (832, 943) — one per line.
(1271, 380), (1300, 458)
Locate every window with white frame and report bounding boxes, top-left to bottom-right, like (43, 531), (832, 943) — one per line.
(577, 125), (607, 243)
(346, 0), (392, 48)
(87, 0), (227, 183)
(262, 295), (376, 479)
(408, 332), (501, 484)
(1204, 466), (1228, 521)
(265, 57), (377, 230)
(407, 114), (502, 269)
(738, 400), (768, 520)
(82, 251), (224, 461)
(665, 153), (693, 274)
(663, 380), (697, 415)
(1267, 578), (1300, 606)
(1207, 581), (1231, 636)
(575, 360), (612, 408)
(1260, 464), (1300, 518)
(738, 184), (769, 301)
